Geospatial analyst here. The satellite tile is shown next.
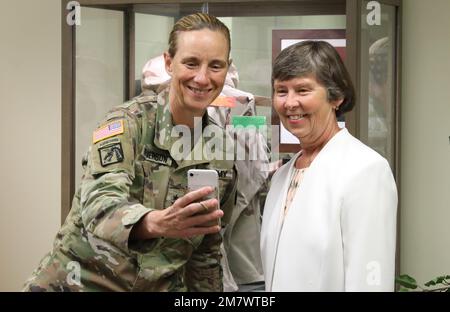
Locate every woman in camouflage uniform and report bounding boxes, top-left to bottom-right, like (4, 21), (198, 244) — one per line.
(23, 13), (236, 292)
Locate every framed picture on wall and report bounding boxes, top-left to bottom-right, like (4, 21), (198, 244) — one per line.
(271, 29), (346, 153)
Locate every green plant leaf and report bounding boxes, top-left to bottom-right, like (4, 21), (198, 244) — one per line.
(396, 274), (418, 289)
(398, 286), (410, 292)
(424, 275), (450, 287)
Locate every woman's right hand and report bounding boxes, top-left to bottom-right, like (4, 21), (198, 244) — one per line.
(130, 186), (223, 239)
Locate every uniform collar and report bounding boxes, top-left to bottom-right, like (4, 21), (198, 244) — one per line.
(153, 88), (215, 169)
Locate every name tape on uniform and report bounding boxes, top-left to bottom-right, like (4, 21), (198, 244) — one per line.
(93, 120), (124, 144)
(142, 146), (172, 166)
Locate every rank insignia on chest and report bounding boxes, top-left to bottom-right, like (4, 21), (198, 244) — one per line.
(99, 143), (124, 167)
(142, 146), (172, 166)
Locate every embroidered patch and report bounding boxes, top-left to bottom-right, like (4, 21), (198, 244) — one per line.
(99, 143), (124, 167)
(98, 137), (121, 148)
(142, 146), (172, 166)
(93, 120), (124, 144)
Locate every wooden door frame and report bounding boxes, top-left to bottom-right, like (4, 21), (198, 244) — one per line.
(346, 0), (403, 285)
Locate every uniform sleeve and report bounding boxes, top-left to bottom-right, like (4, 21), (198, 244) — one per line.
(341, 158), (398, 291)
(185, 232), (223, 292)
(79, 110), (153, 254)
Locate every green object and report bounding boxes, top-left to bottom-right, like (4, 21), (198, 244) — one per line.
(231, 116), (266, 128)
(396, 274), (450, 292)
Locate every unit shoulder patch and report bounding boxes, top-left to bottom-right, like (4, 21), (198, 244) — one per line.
(98, 137), (121, 148)
(99, 143), (124, 167)
(93, 120), (124, 144)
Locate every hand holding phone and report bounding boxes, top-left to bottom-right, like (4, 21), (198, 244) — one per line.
(187, 169), (220, 226)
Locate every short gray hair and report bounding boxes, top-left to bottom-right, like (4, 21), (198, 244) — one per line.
(272, 40), (355, 117)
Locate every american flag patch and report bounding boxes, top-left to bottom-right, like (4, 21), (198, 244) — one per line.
(92, 120), (124, 144)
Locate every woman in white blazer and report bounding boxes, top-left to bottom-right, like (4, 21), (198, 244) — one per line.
(260, 41), (397, 292)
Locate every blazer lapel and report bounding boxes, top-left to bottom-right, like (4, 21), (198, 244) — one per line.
(263, 155), (298, 291)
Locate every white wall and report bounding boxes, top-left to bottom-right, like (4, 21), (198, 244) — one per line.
(400, 0), (450, 284)
(0, 0), (61, 291)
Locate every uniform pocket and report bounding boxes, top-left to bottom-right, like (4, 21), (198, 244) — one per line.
(215, 168), (236, 226)
(131, 238), (193, 291)
(141, 160), (170, 210)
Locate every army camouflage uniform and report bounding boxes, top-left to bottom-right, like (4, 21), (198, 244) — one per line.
(23, 88), (236, 292)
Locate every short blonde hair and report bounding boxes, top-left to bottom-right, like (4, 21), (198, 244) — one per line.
(168, 13), (231, 58)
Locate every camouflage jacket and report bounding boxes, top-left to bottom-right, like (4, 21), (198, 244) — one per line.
(23, 89), (236, 292)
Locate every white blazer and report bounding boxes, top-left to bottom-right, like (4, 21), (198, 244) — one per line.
(261, 129), (397, 291)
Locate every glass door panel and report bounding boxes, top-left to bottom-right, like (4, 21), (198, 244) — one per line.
(134, 3), (205, 83)
(75, 7), (125, 185)
(135, 13), (174, 82)
(360, 2), (397, 169)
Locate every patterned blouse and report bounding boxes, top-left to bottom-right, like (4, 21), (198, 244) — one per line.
(284, 167), (307, 216)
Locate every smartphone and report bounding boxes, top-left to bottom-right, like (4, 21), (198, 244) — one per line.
(187, 169), (220, 226)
